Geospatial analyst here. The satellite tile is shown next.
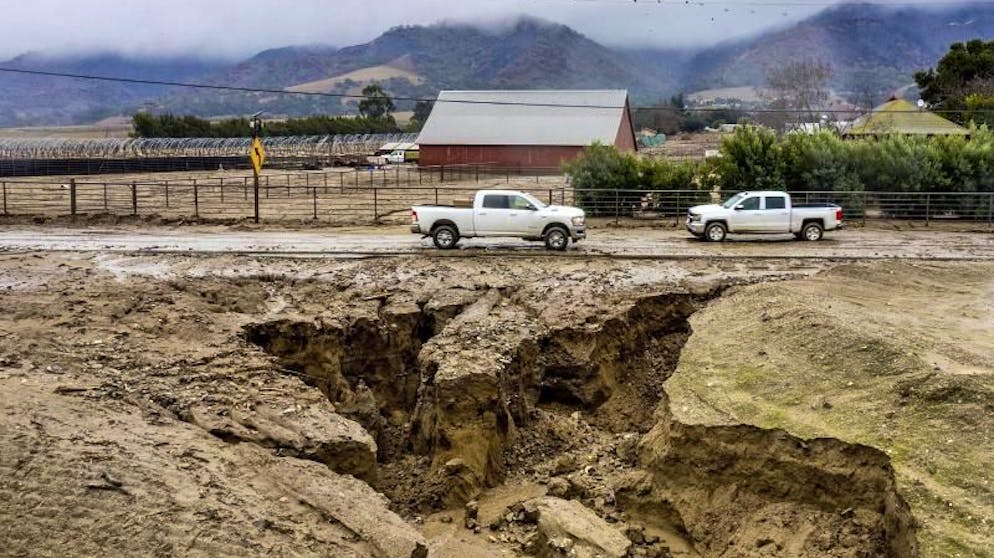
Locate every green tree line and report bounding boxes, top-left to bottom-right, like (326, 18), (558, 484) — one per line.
(131, 113), (404, 138)
(565, 126), (994, 216)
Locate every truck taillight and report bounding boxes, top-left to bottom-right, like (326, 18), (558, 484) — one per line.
(411, 210), (418, 224)
(836, 209), (843, 221)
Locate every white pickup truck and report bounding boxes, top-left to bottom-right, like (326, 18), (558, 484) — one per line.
(411, 190), (586, 250)
(687, 191), (843, 241)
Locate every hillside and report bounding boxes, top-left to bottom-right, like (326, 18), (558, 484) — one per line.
(0, 53), (226, 126)
(157, 18), (679, 118)
(679, 2), (994, 100)
(6, 3), (994, 125)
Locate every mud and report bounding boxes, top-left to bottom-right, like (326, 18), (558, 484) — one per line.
(0, 251), (940, 557)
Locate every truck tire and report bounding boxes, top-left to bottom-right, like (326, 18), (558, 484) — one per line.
(544, 226), (570, 251)
(704, 222), (727, 242)
(801, 222), (823, 241)
(432, 225), (459, 249)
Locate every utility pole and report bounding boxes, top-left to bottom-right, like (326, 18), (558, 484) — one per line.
(250, 112), (266, 224)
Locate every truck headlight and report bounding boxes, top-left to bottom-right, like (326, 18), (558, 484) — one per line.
(571, 216), (585, 227)
(689, 213), (701, 222)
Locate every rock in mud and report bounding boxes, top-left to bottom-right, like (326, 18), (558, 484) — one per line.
(527, 496), (632, 558)
(188, 401), (378, 481)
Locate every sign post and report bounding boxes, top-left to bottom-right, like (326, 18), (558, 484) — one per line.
(250, 115), (266, 224)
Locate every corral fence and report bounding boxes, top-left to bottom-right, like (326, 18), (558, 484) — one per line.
(0, 166), (569, 224)
(0, 169), (992, 226)
(578, 189), (994, 226)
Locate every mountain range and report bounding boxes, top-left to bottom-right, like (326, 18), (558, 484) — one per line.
(2, 2), (994, 127)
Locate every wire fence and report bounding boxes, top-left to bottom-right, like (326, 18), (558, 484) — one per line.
(0, 166), (569, 224)
(577, 189), (994, 226)
(1, 169), (993, 227)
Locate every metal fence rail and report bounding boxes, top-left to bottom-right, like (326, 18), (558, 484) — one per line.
(1, 175), (992, 227)
(576, 189), (994, 226)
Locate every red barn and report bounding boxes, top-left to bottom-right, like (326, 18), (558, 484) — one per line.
(416, 90), (636, 170)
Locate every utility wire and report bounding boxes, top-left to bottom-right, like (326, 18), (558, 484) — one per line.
(4, 65), (994, 115)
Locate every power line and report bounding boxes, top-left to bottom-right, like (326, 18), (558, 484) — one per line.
(4, 65), (994, 115)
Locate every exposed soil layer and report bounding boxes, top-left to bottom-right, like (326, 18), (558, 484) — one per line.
(0, 252), (940, 557)
(244, 280), (917, 557)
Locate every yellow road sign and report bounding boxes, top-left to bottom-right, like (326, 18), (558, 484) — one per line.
(250, 137), (266, 174)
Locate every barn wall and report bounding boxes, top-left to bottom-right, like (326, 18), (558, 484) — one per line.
(419, 145), (585, 170)
(615, 100), (638, 152)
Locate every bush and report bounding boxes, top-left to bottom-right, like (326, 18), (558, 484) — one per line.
(565, 126), (994, 218)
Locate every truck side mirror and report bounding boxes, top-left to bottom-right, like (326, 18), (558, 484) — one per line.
(734, 204), (745, 211)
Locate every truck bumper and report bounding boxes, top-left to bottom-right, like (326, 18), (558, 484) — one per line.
(686, 219), (705, 235)
(572, 227), (586, 241)
(410, 224), (423, 234)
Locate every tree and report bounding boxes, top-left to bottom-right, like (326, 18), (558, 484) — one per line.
(764, 59), (833, 124)
(916, 40), (994, 126)
(405, 100), (434, 132)
(358, 84), (395, 119)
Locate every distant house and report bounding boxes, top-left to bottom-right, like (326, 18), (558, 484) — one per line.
(845, 98), (969, 137)
(415, 90), (636, 170)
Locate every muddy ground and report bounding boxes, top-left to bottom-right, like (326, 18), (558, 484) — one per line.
(0, 247), (991, 557)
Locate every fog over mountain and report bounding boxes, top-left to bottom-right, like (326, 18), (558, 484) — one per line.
(3, 2), (994, 126)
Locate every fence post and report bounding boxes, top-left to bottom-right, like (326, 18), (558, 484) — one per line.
(194, 180), (199, 218)
(440, 166), (445, 183)
(312, 186), (318, 220)
(243, 177), (247, 200)
(220, 179), (224, 204)
(323, 172), (328, 194)
(69, 178), (77, 216)
(988, 193), (993, 230)
(103, 183), (108, 211)
(925, 193), (931, 226)
(131, 183), (137, 216)
(287, 174), (291, 198)
(675, 192), (681, 225)
(434, 188), (438, 205)
(475, 165), (479, 183)
(615, 189), (620, 225)
(548, 190), (553, 205)
(165, 182), (170, 208)
(2, 182), (6, 215)
(373, 188), (378, 222)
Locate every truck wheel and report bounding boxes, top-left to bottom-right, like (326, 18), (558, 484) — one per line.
(705, 222), (726, 242)
(432, 225), (459, 249)
(801, 222), (823, 241)
(544, 226), (570, 251)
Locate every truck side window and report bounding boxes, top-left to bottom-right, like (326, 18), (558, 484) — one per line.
(508, 196), (534, 210)
(764, 197), (786, 210)
(740, 197), (760, 210)
(483, 195), (509, 209)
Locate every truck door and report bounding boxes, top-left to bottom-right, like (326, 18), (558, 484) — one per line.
(477, 194), (510, 234)
(507, 195), (542, 235)
(760, 195), (790, 232)
(727, 195), (762, 232)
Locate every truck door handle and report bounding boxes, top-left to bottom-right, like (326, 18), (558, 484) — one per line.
(478, 212), (488, 216)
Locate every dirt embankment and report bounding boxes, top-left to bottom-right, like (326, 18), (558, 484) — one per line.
(0, 253), (949, 557)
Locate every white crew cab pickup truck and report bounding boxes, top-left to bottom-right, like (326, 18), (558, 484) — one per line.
(687, 191), (843, 242)
(411, 190), (586, 250)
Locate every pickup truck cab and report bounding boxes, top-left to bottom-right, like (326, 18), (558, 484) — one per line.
(411, 190), (586, 251)
(687, 191), (842, 241)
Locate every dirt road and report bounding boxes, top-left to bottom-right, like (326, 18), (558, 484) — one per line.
(0, 225), (992, 260)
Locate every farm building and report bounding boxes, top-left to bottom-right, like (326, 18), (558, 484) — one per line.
(845, 98), (969, 137)
(416, 90), (636, 170)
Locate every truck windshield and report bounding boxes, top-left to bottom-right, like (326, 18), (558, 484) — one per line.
(520, 193), (546, 209)
(721, 193), (748, 209)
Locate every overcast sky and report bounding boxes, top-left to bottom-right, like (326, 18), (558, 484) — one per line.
(0, 0), (955, 60)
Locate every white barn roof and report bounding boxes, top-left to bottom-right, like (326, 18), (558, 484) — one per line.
(416, 90), (630, 146)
